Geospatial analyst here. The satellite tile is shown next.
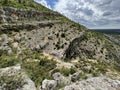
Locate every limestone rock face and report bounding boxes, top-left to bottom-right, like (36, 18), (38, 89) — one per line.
(0, 7), (83, 58)
(0, 7), (59, 24)
(40, 72), (120, 90)
(63, 76), (120, 90)
(40, 79), (57, 90)
(65, 34), (120, 62)
(0, 34), (12, 54)
(0, 2), (120, 90)
(0, 7), (119, 61)
(0, 65), (36, 90)
(71, 72), (81, 82)
(53, 72), (71, 85)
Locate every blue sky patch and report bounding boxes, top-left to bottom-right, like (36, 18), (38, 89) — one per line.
(36, 0), (120, 29)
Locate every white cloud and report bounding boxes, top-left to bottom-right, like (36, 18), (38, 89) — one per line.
(54, 0), (120, 29)
(35, 0), (51, 9)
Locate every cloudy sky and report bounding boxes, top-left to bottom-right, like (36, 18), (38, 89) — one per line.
(35, 0), (120, 29)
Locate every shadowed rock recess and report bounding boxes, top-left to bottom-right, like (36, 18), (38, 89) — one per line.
(0, 0), (120, 90)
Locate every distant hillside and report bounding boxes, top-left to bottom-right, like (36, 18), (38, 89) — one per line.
(91, 29), (120, 45)
(92, 29), (120, 34)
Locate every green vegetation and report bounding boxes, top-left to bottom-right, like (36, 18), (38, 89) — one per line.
(74, 58), (108, 77)
(0, 0), (119, 89)
(86, 31), (105, 40)
(19, 49), (57, 87)
(55, 83), (66, 90)
(0, 49), (57, 87)
(52, 67), (77, 76)
(0, 54), (19, 68)
(21, 58), (57, 87)
(0, 0), (51, 11)
(113, 62), (120, 72)
(79, 72), (88, 79)
(59, 15), (83, 28)
(0, 72), (25, 90)
(22, 61), (52, 87)
(0, 50), (19, 68)
(110, 34), (120, 39)
(86, 30), (117, 47)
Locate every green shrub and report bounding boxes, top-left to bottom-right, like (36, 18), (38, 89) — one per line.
(79, 73), (88, 79)
(52, 67), (77, 76)
(39, 58), (56, 70)
(3, 0), (9, 5)
(21, 57), (57, 87)
(113, 62), (120, 72)
(0, 54), (19, 68)
(74, 58), (109, 77)
(0, 0), (52, 11)
(91, 70), (100, 77)
(0, 72), (25, 90)
(22, 61), (50, 87)
(61, 68), (71, 76)
(55, 83), (66, 89)
(70, 67), (77, 74)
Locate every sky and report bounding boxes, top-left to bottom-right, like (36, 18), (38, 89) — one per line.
(35, 0), (120, 29)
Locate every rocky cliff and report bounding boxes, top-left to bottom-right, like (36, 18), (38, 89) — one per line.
(0, 0), (120, 90)
(0, 6), (87, 59)
(0, 6), (119, 61)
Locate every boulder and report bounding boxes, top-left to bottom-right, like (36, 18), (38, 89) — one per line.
(63, 76), (120, 90)
(0, 65), (36, 90)
(53, 72), (71, 85)
(71, 72), (81, 82)
(41, 79), (57, 90)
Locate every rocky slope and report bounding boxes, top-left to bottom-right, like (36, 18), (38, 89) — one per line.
(40, 73), (120, 90)
(65, 32), (120, 62)
(0, 65), (36, 90)
(62, 76), (120, 90)
(105, 34), (120, 46)
(0, 6), (119, 61)
(0, 0), (120, 90)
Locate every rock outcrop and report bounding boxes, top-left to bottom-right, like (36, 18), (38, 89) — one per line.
(63, 76), (120, 90)
(0, 7), (119, 61)
(0, 7), (59, 24)
(65, 33), (120, 61)
(0, 6), (84, 58)
(0, 65), (36, 90)
(40, 79), (57, 90)
(39, 72), (120, 90)
(53, 72), (71, 85)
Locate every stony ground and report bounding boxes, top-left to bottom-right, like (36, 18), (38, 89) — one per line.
(0, 0), (120, 90)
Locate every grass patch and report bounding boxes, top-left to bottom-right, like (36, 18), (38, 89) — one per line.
(79, 72), (88, 79)
(52, 67), (77, 77)
(0, 49), (57, 88)
(20, 50), (57, 87)
(0, 72), (25, 90)
(74, 58), (108, 77)
(0, 0), (52, 11)
(0, 50), (19, 68)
